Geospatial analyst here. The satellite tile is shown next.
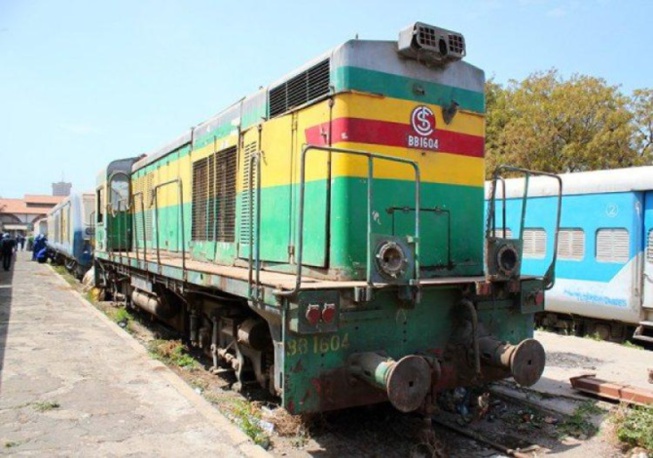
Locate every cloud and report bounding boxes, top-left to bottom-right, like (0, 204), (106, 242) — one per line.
(59, 122), (100, 135)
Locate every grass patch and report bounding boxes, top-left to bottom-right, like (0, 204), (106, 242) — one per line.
(33, 400), (60, 412)
(104, 306), (134, 331)
(557, 401), (603, 439)
(622, 340), (645, 350)
(612, 404), (653, 452)
(148, 339), (197, 370)
(228, 400), (270, 448)
(4, 441), (20, 448)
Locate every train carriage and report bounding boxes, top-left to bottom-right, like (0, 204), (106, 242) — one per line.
(47, 192), (95, 278)
(94, 22), (550, 415)
(490, 166), (653, 343)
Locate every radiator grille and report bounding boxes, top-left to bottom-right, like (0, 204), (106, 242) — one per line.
(240, 142), (258, 244)
(192, 158), (209, 241)
(191, 146), (237, 242)
(269, 59), (330, 118)
(215, 146), (237, 242)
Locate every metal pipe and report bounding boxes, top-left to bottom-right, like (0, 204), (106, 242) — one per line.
(460, 299), (481, 378)
(275, 145), (421, 298)
(247, 152), (262, 301)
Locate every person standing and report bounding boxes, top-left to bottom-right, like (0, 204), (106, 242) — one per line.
(1, 234), (17, 271)
(18, 234), (26, 251)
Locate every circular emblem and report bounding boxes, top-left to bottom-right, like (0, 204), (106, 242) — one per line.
(410, 106), (435, 137)
(606, 204), (618, 218)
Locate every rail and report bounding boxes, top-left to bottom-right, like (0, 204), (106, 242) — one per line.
(151, 178), (186, 279)
(247, 152), (262, 302)
(275, 145), (421, 298)
(486, 165), (563, 289)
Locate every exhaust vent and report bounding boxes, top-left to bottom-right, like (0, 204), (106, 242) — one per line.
(398, 22), (466, 64)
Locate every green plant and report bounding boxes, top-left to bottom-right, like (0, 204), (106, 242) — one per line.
(622, 340), (644, 350)
(148, 339), (197, 369)
(613, 404), (653, 452)
(5, 441), (20, 448)
(33, 401), (60, 412)
(557, 401), (603, 438)
(231, 400), (270, 448)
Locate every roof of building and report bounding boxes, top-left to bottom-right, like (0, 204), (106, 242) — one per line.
(24, 194), (66, 205)
(0, 195), (64, 215)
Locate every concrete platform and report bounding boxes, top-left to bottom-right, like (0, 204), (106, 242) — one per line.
(0, 252), (269, 457)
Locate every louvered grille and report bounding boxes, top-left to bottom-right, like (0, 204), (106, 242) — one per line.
(191, 147), (237, 243)
(523, 228), (547, 258)
(596, 228), (629, 263)
(492, 228), (513, 238)
(648, 230), (653, 263)
(192, 158), (209, 241)
(557, 229), (585, 260)
(269, 59), (330, 118)
(240, 142), (258, 244)
(215, 146), (237, 242)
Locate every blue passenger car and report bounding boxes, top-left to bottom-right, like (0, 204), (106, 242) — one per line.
(47, 193), (96, 278)
(488, 166), (653, 343)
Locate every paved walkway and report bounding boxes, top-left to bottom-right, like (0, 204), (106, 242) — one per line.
(0, 252), (268, 457)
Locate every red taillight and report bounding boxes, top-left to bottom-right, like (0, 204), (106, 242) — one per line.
(322, 303), (336, 324)
(305, 305), (321, 326)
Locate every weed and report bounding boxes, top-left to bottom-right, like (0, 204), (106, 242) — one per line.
(622, 340), (645, 350)
(33, 401), (60, 412)
(611, 404), (653, 452)
(229, 400), (270, 448)
(557, 401), (602, 439)
(4, 441), (20, 448)
(584, 332), (603, 341)
(148, 339), (197, 369)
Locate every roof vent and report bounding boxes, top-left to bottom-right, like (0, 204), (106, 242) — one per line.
(398, 22), (466, 64)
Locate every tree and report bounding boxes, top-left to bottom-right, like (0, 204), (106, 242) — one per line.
(630, 88), (653, 161)
(485, 69), (640, 177)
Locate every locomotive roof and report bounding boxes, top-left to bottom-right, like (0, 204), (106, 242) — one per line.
(485, 166), (653, 198)
(132, 38), (483, 172)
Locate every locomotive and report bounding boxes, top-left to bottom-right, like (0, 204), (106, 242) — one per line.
(93, 22), (551, 415)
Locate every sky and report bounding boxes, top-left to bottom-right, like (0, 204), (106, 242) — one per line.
(1, 0), (651, 198)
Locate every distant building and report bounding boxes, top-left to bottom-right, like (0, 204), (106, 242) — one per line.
(52, 181), (72, 197)
(0, 194), (65, 236)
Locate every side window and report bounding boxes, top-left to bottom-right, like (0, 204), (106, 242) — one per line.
(97, 188), (104, 224)
(110, 175), (130, 211)
(648, 229), (653, 264)
(557, 228), (585, 260)
(596, 228), (629, 263)
(523, 228), (546, 259)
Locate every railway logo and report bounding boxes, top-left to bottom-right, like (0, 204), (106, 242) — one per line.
(606, 204), (619, 218)
(408, 105), (439, 150)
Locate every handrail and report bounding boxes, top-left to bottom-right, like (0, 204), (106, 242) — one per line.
(275, 145), (421, 298)
(247, 152), (262, 301)
(151, 178), (186, 279)
(486, 165), (563, 289)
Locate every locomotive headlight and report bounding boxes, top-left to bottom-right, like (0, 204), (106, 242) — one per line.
(496, 244), (519, 277)
(376, 241), (408, 279)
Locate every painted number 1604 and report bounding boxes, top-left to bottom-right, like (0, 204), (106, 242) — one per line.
(287, 333), (350, 356)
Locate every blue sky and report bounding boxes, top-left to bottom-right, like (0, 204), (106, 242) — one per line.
(1, 0), (651, 198)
